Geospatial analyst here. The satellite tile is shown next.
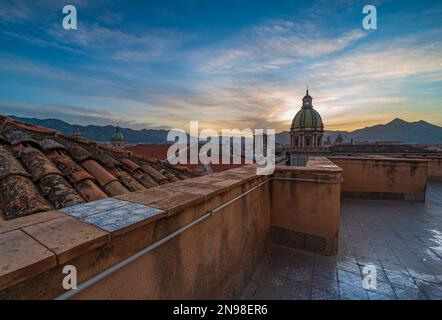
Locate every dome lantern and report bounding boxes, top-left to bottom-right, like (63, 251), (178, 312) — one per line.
(111, 124), (125, 148)
(289, 87), (324, 149)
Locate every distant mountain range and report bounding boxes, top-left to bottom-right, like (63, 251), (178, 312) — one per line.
(276, 118), (442, 145)
(9, 116), (170, 144)
(7, 116), (442, 145)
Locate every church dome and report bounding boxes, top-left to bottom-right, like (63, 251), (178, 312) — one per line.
(291, 89), (324, 131)
(291, 108), (324, 131)
(112, 126), (124, 142)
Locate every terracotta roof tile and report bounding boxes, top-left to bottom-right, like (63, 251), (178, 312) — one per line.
(89, 149), (121, 169)
(160, 169), (179, 182)
(0, 175), (52, 219)
(4, 119), (57, 134)
(39, 139), (67, 152)
(75, 179), (108, 202)
(108, 167), (146, 192)
(3, 129), (39, 148)
(18, 147), (62, 182)
(131, 170), (159, 188)
(125, 144), (170, 160)
(50, 154), (95, 183)
(0, 134), (7, 144)
(103, 180), (131, 196)
(0, 114), (201, 220)
(120, 158), (141, 172)
(81, 159), (118, 187)
(68, 145), (94, 162)
(140, 164), (168, 184)
(39, 174), (84, 209)
(0, 145), (30, 180)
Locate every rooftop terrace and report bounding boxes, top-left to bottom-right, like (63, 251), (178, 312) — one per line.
(0, 119), (441, 300)
(242, 182), (442, 300)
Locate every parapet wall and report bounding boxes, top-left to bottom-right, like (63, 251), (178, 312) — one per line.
(1, 160), (343, 299)
(403, 157), (442, 182)
(270, 158), (342, 255)
(2, 156), (427, 299)
(329, 157), (428, 202)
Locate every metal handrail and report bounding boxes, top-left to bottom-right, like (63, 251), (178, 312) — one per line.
(55, 175), (341, 300)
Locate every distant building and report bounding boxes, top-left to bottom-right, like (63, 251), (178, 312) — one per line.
(290, 87), (324, 149)
(287, 87), (328, 165)
(334, 133), (343, 145)
(324, 136), (332, 146)
(73, 127), (84, 140)
(111, 125), (125, 148)
(125, 143), (252, 173)
(285, 88), (440, 166)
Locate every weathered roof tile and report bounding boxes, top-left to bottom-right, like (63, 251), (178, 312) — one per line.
(131, 170), (159, 188)
(0, 175), (52, 219)
(19, 147), (62, 182)
(160, 169), (179, 182)
(92, 150), (121, 168)
(3, 129), (40, 147)
(140, 164), (168, 184)
(39, 139), (67, 152)
(68, 145), (93, 162)
(103, 180), (131, 196)
(120, 159), (141, 172)
(82, 159), (119, 187)
(75, 179), (108, 202)
(0, 145), (30, 180)
(0, 115), (200, 220)
(50, 154), (95, 183)
(39, 174), (84, 209)
(108, 167), (146, 192)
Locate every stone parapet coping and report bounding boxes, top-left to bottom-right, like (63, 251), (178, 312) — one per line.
(328, 156), (430, 165)
(0, 161), (343, 293)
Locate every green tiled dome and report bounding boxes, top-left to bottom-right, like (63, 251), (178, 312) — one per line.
(291, 89), (324, 131)
(112, 126), (124, 141)
(291, 107), (323, 131)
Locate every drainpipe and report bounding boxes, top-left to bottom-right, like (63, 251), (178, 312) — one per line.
(55, 176), (341, 300)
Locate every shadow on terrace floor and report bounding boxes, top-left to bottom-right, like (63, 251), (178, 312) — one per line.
(241, 182), (442, 300)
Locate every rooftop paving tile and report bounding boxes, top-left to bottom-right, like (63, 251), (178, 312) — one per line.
(22, 216), (110, 265)
(0, 210), (65, 234)
(0, 229), (56, 290)
(242, 182), (442, 300)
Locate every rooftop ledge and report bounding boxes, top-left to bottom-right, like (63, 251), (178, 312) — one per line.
(0, 158), (344, 297)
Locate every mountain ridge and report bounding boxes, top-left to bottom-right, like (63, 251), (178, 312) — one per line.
(277, 118), (442, 145)
(7, 115), (442, 145)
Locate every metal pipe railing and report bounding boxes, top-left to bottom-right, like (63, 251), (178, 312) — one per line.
(55, 175), (341, 300)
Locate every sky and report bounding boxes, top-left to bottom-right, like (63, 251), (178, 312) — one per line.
(0, 0), (441, 132)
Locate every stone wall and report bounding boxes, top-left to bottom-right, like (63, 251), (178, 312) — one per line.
(5, 155), (428, 299)
(1, 161), (344, 299)
(270, 158), (342, 255)
(329, 157), (428, 202)
(409, 157), (442, 182)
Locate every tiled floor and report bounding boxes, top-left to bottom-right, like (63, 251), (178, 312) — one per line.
(242, 182), (442, 300)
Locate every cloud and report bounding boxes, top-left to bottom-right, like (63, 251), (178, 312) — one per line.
(0, 101), (156, 128)
(194, 19), (367, 74)
(0, 0), (35, 23)
(1, 1), (441, 132)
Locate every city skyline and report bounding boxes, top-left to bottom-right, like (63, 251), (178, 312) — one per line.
(0, 0), (441, 132)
